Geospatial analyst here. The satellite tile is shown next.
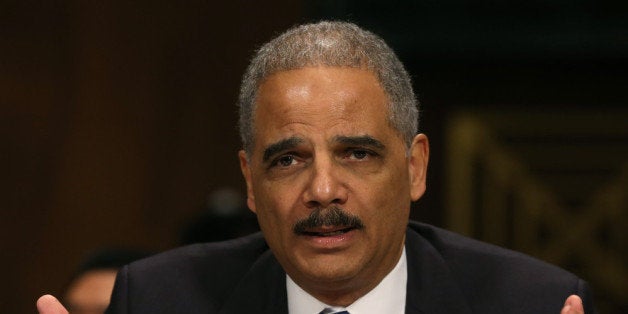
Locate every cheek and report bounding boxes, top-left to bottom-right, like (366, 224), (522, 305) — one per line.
(253, 180), (297, 229)
(363, 163), (411, 220)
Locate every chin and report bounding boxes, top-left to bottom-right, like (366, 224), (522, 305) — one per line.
(299, 257), (362, 284)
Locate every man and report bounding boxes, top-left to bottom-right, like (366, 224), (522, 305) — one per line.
(38, 21), (594, 314)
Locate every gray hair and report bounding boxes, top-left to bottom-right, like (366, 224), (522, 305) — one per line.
(237, 21), (418, 154)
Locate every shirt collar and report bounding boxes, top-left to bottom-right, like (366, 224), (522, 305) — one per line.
(287, 247), (407, 314)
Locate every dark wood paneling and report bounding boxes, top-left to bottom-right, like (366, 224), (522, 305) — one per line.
(2, 1), (302, 312)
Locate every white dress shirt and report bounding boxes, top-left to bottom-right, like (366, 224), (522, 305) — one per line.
(287, 247), (407, 314)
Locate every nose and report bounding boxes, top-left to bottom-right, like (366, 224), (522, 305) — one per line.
(302, 155), (348, 209)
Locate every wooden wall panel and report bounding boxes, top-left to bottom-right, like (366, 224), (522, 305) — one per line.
(2, 1), (302, 312)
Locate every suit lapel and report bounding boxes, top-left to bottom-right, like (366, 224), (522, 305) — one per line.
(405, 227), (473, 314)
(218, 250), (288, 314)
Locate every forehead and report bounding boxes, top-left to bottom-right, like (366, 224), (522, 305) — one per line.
(252, 67), (394, 144)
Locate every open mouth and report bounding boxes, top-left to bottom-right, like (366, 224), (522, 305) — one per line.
(301, 226), (357, 237)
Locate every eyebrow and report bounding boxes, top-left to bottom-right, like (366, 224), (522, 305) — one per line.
(262, 137), (304, 162)
(334, 135), (385, 150)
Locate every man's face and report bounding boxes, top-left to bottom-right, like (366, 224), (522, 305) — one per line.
(239, 66), (428, 303)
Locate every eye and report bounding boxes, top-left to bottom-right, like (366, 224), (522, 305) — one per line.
(345, 148), (377, 161)
(274, 154), (296, 167)
(351, 150), (369, 160)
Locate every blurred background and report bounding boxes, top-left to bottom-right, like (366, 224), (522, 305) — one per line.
(2, 1), (626, 313)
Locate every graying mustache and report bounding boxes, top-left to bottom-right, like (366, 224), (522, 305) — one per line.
(293, 206), (364, 234)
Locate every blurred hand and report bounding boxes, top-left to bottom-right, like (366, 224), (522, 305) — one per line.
(37, 295), (69, 314)
(561, 295), (584, 314)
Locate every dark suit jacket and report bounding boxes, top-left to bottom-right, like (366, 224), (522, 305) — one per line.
(106, 221), (596, 313)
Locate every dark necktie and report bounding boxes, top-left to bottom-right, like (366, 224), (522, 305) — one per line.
(318, 308), (349, 314)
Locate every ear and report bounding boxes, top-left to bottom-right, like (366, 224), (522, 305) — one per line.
(238, 150), (257, 213)
(408, 133), (429, 201)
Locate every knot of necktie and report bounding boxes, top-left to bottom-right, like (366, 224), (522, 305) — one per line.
(318, 308), (349, 314)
